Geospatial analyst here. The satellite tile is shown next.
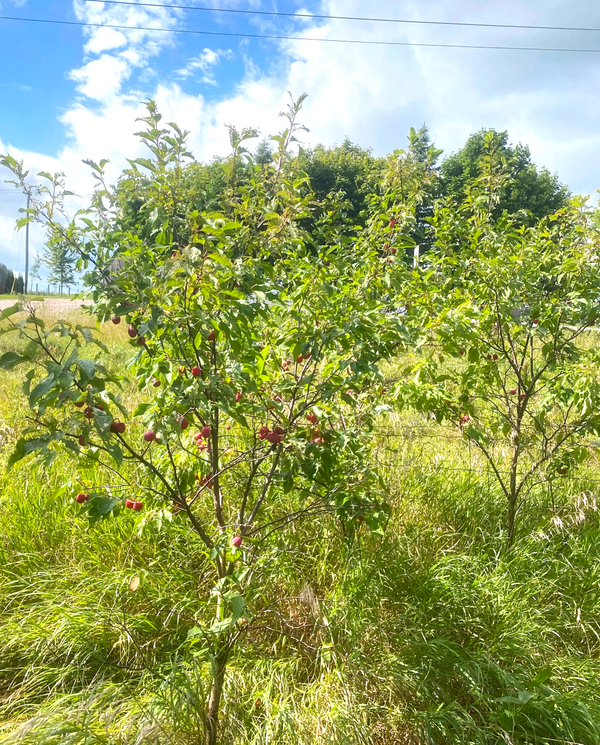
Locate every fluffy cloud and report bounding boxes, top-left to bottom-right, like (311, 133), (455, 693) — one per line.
(274, 0), (600, 199)
(28, 0), (600, 191)
(83, 26), (128, 55)
(175, 49), (234, 85)
(69, 54), (132, 101)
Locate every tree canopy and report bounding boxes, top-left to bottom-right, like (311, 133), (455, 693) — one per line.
(441, 128), (570, 221)
(298, 137), (382, 225)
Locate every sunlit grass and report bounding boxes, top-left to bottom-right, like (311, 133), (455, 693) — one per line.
(1, 309), (600, 743)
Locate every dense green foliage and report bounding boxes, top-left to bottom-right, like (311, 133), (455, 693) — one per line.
(441, 129), (570, 221)
(0, 97), (405, 745)
(400, 177), (600, 547)
(0, 98), (598, 745)
(299, 138), (381, 226)
(0, 263), (23, 294)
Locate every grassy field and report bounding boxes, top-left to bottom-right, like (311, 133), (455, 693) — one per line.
(1, 308), (600, 744)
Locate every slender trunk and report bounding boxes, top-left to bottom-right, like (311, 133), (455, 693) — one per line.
(507, 488), (517, 550)
(205, 647), (229, 745)
(506, 427), (520, 549)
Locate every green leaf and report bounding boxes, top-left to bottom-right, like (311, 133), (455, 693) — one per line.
(77, 326), (110, 354)
(0, 154), (18, 169)
(531, 667), (553, 686)
(75, 359), (97, 380)
(517, 690), (535, 705)
(208, 252), (233, 268)
(467, 346), (480, 364)
(230, 595), (245, 621)
(7, 437), (49, 469)
(133, 402), (153, 417)
(0, 352), (27, 370)
(0, 303), (21, 320)
(94, 497), (118, 515)
(210, 618), (234, 635)
(128, 157), (156, 173)
(465, 425), (487, 445)
(15, 217), (32, 230)
(64, 439), (80, 455)
(7, 439), (26, 470)
(108, 442), (123, 466)
(83, 158), (105, 175)
(29, 374), (57, 407)
(87, 496), (119, 524)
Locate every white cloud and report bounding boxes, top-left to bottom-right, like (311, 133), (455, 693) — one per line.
(67, 0), (182, 105)
(175, 48), (233, 85)
(73, 0), (181, 53)
(3, 0), (600, 273)
(83, 26), (128, 55)
(69, 55), (132, 102)
(272, 0), (600, 196)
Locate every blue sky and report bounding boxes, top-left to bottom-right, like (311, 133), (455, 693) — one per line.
(0, 1), (304, 152)
(2, 0), (600, 282)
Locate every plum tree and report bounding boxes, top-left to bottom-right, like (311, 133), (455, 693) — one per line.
(0, 96), (403, 745)
(399, 173), (600, 547)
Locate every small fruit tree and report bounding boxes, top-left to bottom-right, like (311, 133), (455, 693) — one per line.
(400, 184), (600, 548)
(0, 98), (402, 744)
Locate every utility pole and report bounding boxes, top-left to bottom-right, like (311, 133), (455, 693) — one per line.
(24, 192), (30, 295)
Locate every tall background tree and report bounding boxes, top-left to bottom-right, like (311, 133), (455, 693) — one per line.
(117, 125), (568, 255)
(0, 262), (7, 293)
(0, 262), (23, 294)
(299, 138), (382, 228)
(37, 238), (77, 292)
(441, 128), (570, 221)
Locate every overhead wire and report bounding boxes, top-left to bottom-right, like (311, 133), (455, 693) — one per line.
(2, 14), (600, 53)
(85, 0), (600, 35)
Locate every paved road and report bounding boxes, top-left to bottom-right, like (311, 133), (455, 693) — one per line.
(0, 298), (85, 313)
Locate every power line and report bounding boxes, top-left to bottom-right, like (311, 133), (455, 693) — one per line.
(86, 0), (600, 35)
(3, 14), (600, 53)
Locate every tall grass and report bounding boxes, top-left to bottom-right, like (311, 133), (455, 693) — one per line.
(1, 310), (599, 744)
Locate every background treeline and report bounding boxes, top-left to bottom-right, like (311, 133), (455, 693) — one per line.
(1, 125), (569, 296)
(178, 125), (568, 231)
(0, 262), (23, 294)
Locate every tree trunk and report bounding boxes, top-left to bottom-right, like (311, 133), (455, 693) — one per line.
(204, 647), (229, 745)
(506, 427), (520, 550)
(507, 490), (517, 549)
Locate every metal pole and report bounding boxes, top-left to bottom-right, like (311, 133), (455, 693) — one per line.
(414, 244), (420, 268)
(24, 193), (30, 294)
